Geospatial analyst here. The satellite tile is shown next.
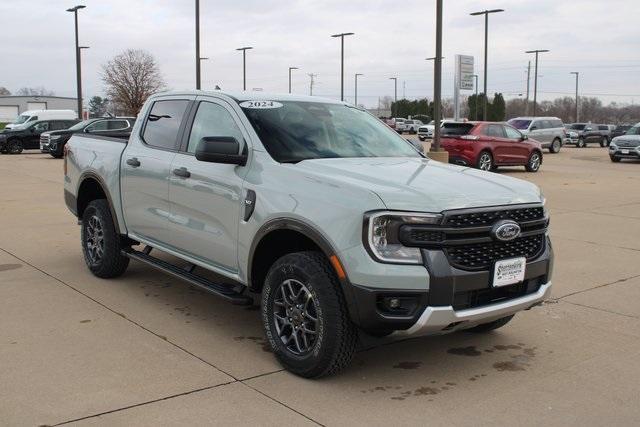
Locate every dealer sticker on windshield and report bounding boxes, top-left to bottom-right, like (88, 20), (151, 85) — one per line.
(493, 257), (526, 288)
(240, 100), (283, 109)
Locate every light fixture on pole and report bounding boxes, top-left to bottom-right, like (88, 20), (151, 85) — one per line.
(66, 4), (86, 120)
(288, 67), (298, 94)
(525, 49), (549, 117)
(570, 71), (579, 122)
(354, 73), (363, 106)
(470, 8), (504, 121)
(331, 32), (354, 101)
(236, 47), (253, 91)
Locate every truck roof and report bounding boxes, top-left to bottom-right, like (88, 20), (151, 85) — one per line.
(152, 90), (344, 105)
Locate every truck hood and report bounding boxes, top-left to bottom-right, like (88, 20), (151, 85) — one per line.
(295, 157), (542, 212)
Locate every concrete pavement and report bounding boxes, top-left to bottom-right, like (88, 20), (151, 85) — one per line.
(1, 145), (639, 425)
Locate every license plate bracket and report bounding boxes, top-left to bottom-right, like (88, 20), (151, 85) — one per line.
(493, 257), (526, 288)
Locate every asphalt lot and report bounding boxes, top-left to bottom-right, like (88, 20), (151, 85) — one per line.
(1, 144), (639, 426)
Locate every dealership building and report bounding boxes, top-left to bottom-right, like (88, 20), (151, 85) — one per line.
(0, 96), (78, 122)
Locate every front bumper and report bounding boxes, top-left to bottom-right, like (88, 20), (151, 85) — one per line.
(40, 142), (50, 152)
(349, 237), (553, 335)
(610, 146), (640, 159)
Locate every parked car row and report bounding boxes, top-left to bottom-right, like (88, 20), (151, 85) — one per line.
(0, 113), (135, 156)
(385, 117), (424, 134)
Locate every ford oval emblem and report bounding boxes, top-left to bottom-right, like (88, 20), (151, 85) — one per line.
(491, 220), (521, 242)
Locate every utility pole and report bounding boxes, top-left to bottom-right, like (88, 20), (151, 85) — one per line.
(288, 67), (298, 94)
(308, 73), (317, 96)
(354, 73), (363, 106)
(389, 77), (398, 103)
(402, 80), (406, 99)
(432, 0), (443, 152)
(525, 49), (549, 117)
(330, 32), (354, 101)
(473, 74), (479, 120)
(236, 47), (253, 91)
(195, 0), (201, 89)
(66, 5), (86, 120)
(570, 71), (579, 122)
(525, 61), (531, 115)
(470, 8), (505, 121)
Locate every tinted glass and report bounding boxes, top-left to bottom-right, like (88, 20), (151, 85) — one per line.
(504, 125), (522, 139)
(241, 101), (420, 163)
(441, 122), (474, 135)
(531, 121), (543, 130)
(508, 119), (531, 130)
(569, 124), (586, 130)
(50, 121), (69, 130)
(551, 119), (563, 128)
(187, 102), (244, 153)
(33, 122), (49, 131)
(142, 100), (190, 150)
(598, 125), (608, 130)
(87, 120), (110, 132)
(483, 124), (505, 138)
(108, 120), (130, 130)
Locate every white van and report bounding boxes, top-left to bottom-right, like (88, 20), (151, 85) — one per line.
(4, 110), (77, 130)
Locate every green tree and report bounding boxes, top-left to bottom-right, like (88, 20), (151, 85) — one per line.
(88, 96), (109, 118)
(490, 93), (505, 121)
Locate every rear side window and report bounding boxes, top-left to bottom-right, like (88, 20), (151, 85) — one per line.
(142, 100), (190, 150)
(87, 120), (110, 132)
(598, 125), (608, 130)
(551, 119), (563, 128)
(108, 120), (130, 130)
(50, 121), (69, 130)
(483, 124), (506, 138)
(441, 122), (474, 136)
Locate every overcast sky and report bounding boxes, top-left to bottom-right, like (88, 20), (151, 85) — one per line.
(1, 0), (639, 107)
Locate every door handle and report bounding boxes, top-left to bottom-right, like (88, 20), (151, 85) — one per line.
(126, 157), (141, 167)
(172, 167), (191, 178)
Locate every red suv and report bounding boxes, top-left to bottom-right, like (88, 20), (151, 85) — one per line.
(439, 121), (543, 172)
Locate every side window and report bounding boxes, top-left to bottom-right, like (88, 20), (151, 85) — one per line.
(107, 120), (129, 130)
(552, 119), (563, 128)
(541, 120), (552, 129)
(186, 102), (244, 154)
(483, 124), (505, 138)
(504, 125), (522, 139)
(598, 125), (608, 131)
(86, 120), (110, 132)
(142, 100), (190, 150)
(33, 121), (49, 132)
(531, 121), (542, 130)
(50, 121), (68, 130)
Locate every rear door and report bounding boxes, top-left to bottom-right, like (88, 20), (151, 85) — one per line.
(121, 97), (193, 245)
(529, 120), (546, 143)
(166, 97), (250, 273)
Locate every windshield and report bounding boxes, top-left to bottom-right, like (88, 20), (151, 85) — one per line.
(626, 125), (640, 135)
(68, 119), (96, 131)
(14, 114), (31, 124)
(241, 101), (420, 163)
(569, 124), (586, 130)
(507, 119), (531, 130)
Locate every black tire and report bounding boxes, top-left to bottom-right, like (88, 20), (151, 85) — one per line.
(261, 251), (357, 378)
(549, 138), (561, 153)
(7, 139), (23, 154)
(610, 155), (621, 163)
(465, 315), (514, 333)
(577, 137), (586, 148)
(419, 136), (425, 141)
(476, 150), (493, 171)
(81, 199), (129, 278)
(600, 137), (609, 147)
(525, 151), (542, 172)
(50, 153), (63, 159)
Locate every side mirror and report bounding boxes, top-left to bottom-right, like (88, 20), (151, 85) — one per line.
(195, 136), (247, 166)
(529, 126), (537, 131)
(520, 134), (528, 141)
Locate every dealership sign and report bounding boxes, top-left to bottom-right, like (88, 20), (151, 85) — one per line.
(457, 55), (474, 90)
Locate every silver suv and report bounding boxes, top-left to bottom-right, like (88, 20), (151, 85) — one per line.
(63, 91), (553, 378)
(508, 116), (565, 153)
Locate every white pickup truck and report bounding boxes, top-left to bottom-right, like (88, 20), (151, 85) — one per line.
(64, 91), (553, 378)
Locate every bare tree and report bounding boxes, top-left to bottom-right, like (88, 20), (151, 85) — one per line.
(16, 86), (55, 96)
(0, 87), (10, 96)
(102, 49), (165, 115)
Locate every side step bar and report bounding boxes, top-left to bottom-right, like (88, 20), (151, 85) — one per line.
(122, 248), (253, 306)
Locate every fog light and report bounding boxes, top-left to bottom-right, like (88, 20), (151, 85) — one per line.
(388, 298), (401, 309)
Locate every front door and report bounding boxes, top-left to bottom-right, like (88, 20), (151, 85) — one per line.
(503, 124), (531, 163)
(28, 121), (49, 149)
(121, 97), (192, 245)
(167, 98), (250, 274)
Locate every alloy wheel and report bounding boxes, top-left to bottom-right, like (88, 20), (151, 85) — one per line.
(479, 153), (492, 171)
(85, 215), (105, 265)
(529, 153), (541, 171)
(272, 278), (319, 355)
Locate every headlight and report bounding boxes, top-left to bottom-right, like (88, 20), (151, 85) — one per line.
(364, 211), (442, 264)
(609, 143), (617, 150)
(50, 135), (61, 140)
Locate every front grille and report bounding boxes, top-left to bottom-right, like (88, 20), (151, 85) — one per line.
(40, 135), (50, 144)
(444, 206), (544, 227)
(445, 234), (545, 271)
(408, 229), (445, 243)
(617, 140), (640, 148)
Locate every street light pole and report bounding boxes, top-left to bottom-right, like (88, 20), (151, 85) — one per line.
(570, 71), (579, 122)
(236, 47), (253, 91)
(195, 0), (201, 89)
(426, 56), (444, 119)
(525, 49), (549, 117)
(79, 46), (89, 118)
(473, 74), (479, 120)
(288, 67), (298, 94)
(432, 0), (443, 152)
(354, 73), (363, 106)
(470, 8), (504, 121)
(389, 77), (398, 104)
(331, 32), (354, 101)
(66, 5), (86, 120)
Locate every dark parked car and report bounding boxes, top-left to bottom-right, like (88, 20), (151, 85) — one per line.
(0, 119), (79, 154)
(566, 123), (610, 147)
(41, 117), (136, 158)
(440, 121), (543, 172)
(610, 125), (633, 140)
